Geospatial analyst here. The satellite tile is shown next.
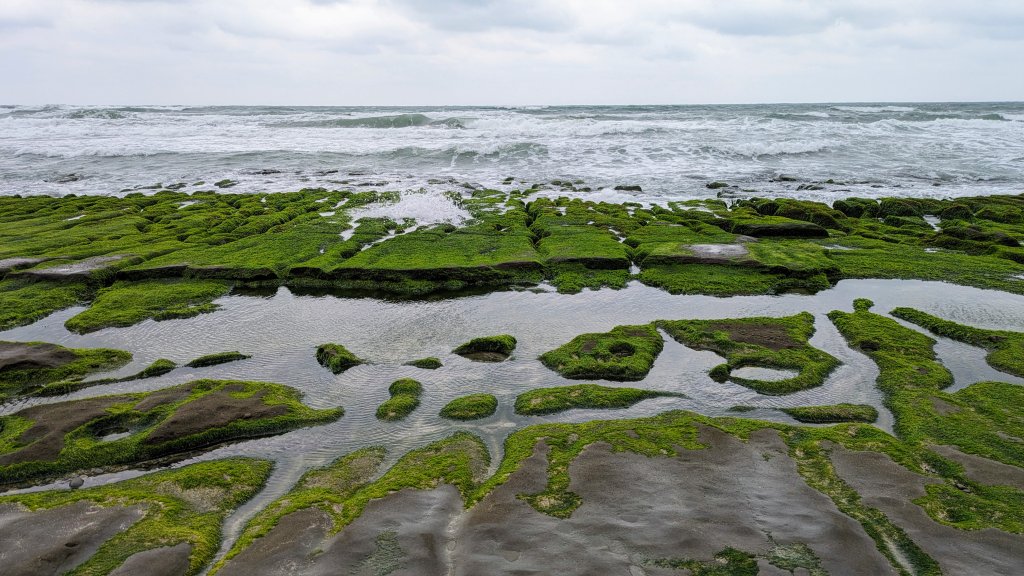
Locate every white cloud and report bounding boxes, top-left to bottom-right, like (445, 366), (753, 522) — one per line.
(0, 0), (1021, 104)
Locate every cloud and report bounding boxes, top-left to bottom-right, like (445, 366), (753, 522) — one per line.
(0, 0), (1021, 104)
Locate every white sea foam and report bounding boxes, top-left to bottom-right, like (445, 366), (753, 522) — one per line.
(350, 191), (471, 227)
(1, 103), (1023, 202)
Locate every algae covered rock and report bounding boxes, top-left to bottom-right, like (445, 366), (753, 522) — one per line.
(405, 357), (442, 369)
(658, 312), (839, 395)
(0, 458), (272, 576)
(440, 394), (498, 420)
(0, 340), (132, 401)
(782, 403), (879, 423)
(186, 351), (251, 368)
(539, 324), (664, 381)
(376, 378), (423, 421)
(0, 379), (342, 486)
(514, 384), (676, 415)
(316, 343), (364, 373)
(453, 335), (517, 362)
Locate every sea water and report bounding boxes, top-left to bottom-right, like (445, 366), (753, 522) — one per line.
(2, 103), (1022, 210)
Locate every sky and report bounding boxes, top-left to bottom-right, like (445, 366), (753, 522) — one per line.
(1, 0), (1022, 105)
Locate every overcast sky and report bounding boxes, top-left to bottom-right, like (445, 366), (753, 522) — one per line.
(1, 0), (1022, 105)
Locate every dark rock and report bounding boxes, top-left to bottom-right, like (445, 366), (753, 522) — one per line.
(706, 181), (729, 189)
(614, 185), (642, 192)
(69, 477), (84, 489)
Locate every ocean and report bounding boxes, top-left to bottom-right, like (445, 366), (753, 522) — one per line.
(2, 102), (1022, 207)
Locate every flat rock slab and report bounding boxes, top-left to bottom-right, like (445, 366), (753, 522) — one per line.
(830, 445), (1024, 575)
(109, 542), (192, 576)
(0, 501), (144, 576)
(21, 255), (133, 280)
(0, 258), (45, 274)
(221, 427), (895, 575)
(929, 444), (1024, 490)
(0, 341), (76, 372)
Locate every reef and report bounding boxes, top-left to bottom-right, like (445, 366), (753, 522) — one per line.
(2, 190), (1024, 330)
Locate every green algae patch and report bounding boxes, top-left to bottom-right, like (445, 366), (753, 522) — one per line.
(213, 447), (387, 573)
(405, 356), (442, 369)
(376, 378), (422, 421)
(0, 341), (132, 401)
(440, 394), (498, 420)
(64, 279), (230, 333)
(0, 380), (342, 486)
(186, 351), (251, 368)
(658, 313), (840, 395)
(0, 457), (272, 576)
(514, 384), (676, 416)
(0, 278), (90, 331)
(539, 324), (664, 381)
(316, 343), (364, 373)
(891, 307), (1024, 378)
(782, 404), (879, 424)
(453, 334), (517, 362)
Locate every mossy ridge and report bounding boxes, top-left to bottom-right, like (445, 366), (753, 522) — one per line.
(315, 343), (364, 373)
(213, 447), (387, 573)
(452, 334), (517, 361)
(0, 278), (91, 331)
(405, 357), (442, 369)
(4, 191), (1024, 315)
(376, 379), (423, 421)
(0, 457), (272, 576)
(538, 324), (664, 381)
(890, 306), (1024, 378)
(658, 313), (840, 395)
(828, 301), (1024, 535)
(782, 404), (879, 424)
(0, 341), (132, 401)
(64, 279), (230, 333)
(439, 394), (498, 420)
(0, 380), (342, 486)
(514, 384), (677, 416)
(186, 351), (251, 368)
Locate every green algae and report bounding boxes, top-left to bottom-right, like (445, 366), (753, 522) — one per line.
(0, 341), (132, 401)
(0, 457), (272, 576)
(539, 324), (664, 381)
(782, 404), (879, 424)
(315, 343), (364, 373)
(514, 384), (677, 415)
(405, 357), (442, 369)
(890, 307), (1024, 378)
(185, 351), (251, 368)
(376, 379), (423, 421)
(0, 380), (342, 486)
(439, 394), (498, 420)
(64, 279), (230, 333)
(658, 313), (840, 395)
